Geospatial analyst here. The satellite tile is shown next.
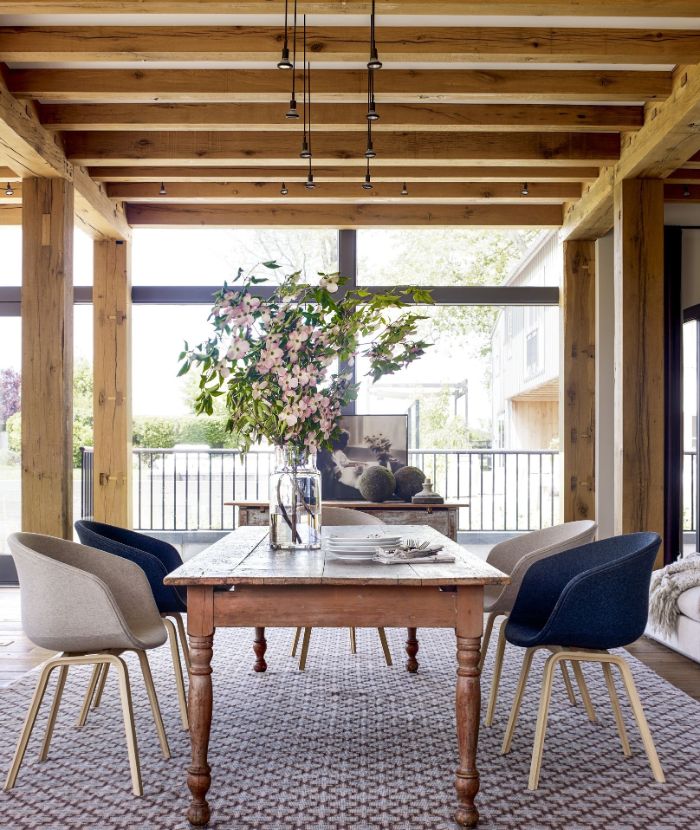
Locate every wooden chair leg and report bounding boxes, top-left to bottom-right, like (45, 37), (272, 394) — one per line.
(559, 661), (577, 706)
(136, 650), (171, 760)
(92, 663), (109, 710)
(5, 660), (56, 790)
(479, 611), (499, 672)
(39, 664), (69, 762)
(501, 647), (537, 755)
(290, 627), (302, 657)
(602, 662), (631, 757)
(571, 660), (597, 722)
(76, 663), (102, 728)
(614, 657), (665, 783)
(349, 627), (357, 655)
(298, 627), (312, 671)
(163, 616), (189, 731)
(528, 652), (559, 791)
(377, 628), (392, 666)
(172, 612), (191, 674)
(111, 655), (143, 797)
(485, 620), (507, 727)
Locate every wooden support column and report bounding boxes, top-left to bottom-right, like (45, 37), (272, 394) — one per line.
(93, 238), (132, 526)
(21, 177), (74, 538)
(613, 178), (665, 566)
(562, 240), (596, 523)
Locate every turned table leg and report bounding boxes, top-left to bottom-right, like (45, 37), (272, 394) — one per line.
(454, 592), (482, 828)
(405, 627), (419, 673)
(253, 627), (267, 673)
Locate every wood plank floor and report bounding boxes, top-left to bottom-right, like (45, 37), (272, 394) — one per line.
(2, 587), (699, 699)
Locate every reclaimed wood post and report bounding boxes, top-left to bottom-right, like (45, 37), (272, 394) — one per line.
(93, 238), (132, 526)
(21, 177), (74, 538)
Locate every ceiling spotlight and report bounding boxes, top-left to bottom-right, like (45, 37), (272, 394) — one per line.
(521, 182), (529, 196)
(684, 184), (691, 198)
(280, 182), (289, 195)
(401, 182), (408, 196)
(159, 182), (167, 195)
(4, 182), (14, 197)
(367, 0), (382, 70)
(277, 0), (294, 69)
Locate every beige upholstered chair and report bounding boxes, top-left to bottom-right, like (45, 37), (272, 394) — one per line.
(5, 533), (171, 796)
(482, 520), (598, 726)
(291, 506), (392, 670)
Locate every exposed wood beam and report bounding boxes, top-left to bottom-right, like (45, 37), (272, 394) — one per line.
(2, 1), (699, 15)
(562, 64), (700, 240)
(64, 130), (621, 166)
(7, 69), (672, 104)
(0, 76), (130, 239)
(125, 202), (563, 228)
(0, 205), (20, 223)
(90, 165), (600, 183)
(0, 166), (19, 181)
(39, 102), (644, 133)
(3, 26), (699, 65)
(109, 181), (581, 203)
(667, 169), (700, 183)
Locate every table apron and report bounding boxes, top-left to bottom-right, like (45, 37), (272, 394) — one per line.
(210, 584), (483, 629)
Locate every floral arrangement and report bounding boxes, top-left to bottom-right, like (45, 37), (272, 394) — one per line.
(179, 263), (432, 455)
(364, 432), (393, 462)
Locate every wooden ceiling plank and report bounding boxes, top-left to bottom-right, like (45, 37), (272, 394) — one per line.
(125, 202), (563, 228)
(63, 130), (621, 166)
(39, 102), (644, 133)
(106, 180), (582, 203)
(563, 64), (700, 239)
(89, 165), (600, 183)
(8, 68), (672, 104)
(2, 1), (699, 16)
(3, 25), (700, 65)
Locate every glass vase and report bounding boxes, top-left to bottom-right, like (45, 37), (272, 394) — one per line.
(269, 446), (322, 550)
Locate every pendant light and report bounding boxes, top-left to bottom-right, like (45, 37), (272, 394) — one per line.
(285, 0), (300, 119)
(367, 0), (382, 70)
(366, 66), (379, 121)
(159, 182), (167, 195)
(280, 182), (289, 195)
(300, 16), (311, 159)
(684, 184), (691, 198)
(365, 120), (375, 159)
(362, 157), (373, 190)
(521, 182), (529, 196)
(4, 182), (14, 196)
(277, 0), (293, 69)
(401, 182), (408, 195)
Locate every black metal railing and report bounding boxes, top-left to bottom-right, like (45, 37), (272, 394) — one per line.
(79, 446), (94, 520)
(80, 446), (560, 533)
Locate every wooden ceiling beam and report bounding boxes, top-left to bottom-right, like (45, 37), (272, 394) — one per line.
(39, 102), (644, 133)
(8, 68), (672, 104)
(0, 77), (129, 239)
(3, 26), (700, 65)
(2, 1), (699, 16)
(90, 164), (600, 183)
(64, 130), (621, 166)
(125, 202), (563, 228)
(665, 183), (700, 201)
(667, 168), (700, 183)
(107, 180), (582, 203)
(563, 64), (700, 240)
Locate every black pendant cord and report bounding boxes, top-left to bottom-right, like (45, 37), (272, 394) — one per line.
(285, 0), (299, 118)
(368, 0), (382, 70)
(367, 66), (379, 121)
(305, 59), (315, 188)
(277, 0), (293, 69)
(300, 15), (311, 158)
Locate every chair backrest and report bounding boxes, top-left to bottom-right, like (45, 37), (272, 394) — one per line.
(75, 519), (186, 613)
(485, 520), (598, 615)
(8, 532), (165, 653)
(507, 531), (661, 650)
(322, 506), (384, 526)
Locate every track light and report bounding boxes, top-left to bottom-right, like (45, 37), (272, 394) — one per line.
(521, 182), (529, 196)
(4, 182), (14, 197)
(285, 0), (300, 118)
(367, 0), (382, 70)
(280, 182), (289, 195)
(277, 0), (293, 69)
(401, 182), (408, 195)
(159, 182), (167, 195)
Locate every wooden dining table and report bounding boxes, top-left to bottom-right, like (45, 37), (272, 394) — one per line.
(165, 524), (508, 828)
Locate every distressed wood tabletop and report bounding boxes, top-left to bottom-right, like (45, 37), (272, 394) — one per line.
(165, 524), (508, 587)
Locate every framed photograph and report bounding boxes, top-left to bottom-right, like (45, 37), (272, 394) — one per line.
(317, 414), (409, 501)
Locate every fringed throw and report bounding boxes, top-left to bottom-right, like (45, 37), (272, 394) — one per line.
(649, 552), (700, 637)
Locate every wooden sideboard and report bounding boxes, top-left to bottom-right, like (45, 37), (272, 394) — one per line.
(226, 500), (468, 542)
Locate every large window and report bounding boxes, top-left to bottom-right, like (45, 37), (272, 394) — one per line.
(0, 318), (20, 555)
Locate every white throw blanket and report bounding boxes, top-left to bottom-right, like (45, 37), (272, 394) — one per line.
(649, 553), (700, 636)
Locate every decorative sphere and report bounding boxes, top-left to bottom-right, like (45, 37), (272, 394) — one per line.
(394, 466), (426, 501)
(358, 465), (396, 502)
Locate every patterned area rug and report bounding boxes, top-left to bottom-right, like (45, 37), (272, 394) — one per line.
(1, 625), (699, 830)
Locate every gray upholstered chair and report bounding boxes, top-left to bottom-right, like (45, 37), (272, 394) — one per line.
(482, 520), (598, 726)
(5, 532), (171, 796)
(292, 506), (392, 670)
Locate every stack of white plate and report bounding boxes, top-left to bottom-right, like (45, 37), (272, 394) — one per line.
(327, 534), (401, 561)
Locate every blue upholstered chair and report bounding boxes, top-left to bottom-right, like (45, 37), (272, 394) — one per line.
(74, 519), (189, 730)
(499, 532), (665, 791)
